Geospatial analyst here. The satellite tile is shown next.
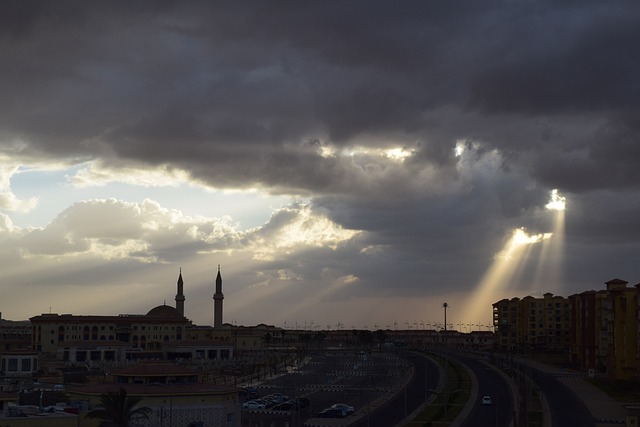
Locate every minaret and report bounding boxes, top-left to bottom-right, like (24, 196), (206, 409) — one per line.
(213, 265), (224, 328)
(175, 268), (185, 317)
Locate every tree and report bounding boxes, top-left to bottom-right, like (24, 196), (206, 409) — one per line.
(85, 387), (152, 427)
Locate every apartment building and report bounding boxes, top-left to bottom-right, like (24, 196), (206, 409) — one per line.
(570, 279), (640, 380)
(569, 289), (608, 374)
(493, 292), (571, 353)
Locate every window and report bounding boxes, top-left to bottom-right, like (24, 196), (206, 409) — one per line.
(21, 358), (31, 372)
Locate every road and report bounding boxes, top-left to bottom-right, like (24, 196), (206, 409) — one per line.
(350, 351), (440, 427)
(449, 353), (514, 427)
(515, 360), (595, 427)
(241, 351), (412, 427)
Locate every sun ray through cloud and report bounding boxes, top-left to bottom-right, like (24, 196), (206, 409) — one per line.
(463, 189), (568, 325)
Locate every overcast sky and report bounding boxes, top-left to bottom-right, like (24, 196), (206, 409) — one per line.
(1, 1), (639, 330)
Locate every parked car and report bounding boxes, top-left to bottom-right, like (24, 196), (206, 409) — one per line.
(260, 395), (278, 407)
(270, 392), (289, 403)
(482, 395), (492, 405)
(331, 403), (354, 415)
(242, 400), (266, 410)
(272, 402), (295, 411)
(317, 407), (345, 418)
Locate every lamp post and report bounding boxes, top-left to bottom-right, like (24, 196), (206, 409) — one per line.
(443, 303), (448, 332)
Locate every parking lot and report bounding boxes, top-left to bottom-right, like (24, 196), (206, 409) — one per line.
(240, 350), (412, 427)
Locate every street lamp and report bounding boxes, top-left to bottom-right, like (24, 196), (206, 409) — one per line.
(442, 303), (449, 332)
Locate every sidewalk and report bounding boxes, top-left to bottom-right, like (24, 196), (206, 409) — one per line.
(517, 359), (627, 426)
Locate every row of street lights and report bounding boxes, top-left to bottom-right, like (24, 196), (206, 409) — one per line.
(279, 319), (495, 332)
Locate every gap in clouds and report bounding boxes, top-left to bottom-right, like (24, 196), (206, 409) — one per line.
(9, 165), (295, 230)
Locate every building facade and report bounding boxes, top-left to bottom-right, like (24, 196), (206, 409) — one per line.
(30, 307), (191, 358)
(67, 361), (240, 427)
(493, 292), (571, 353)
(570, 279), (640, 380)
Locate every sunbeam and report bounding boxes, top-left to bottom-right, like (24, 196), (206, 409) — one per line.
(463, 189), (567, 325)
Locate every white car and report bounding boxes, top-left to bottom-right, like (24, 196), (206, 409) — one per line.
(331, 403), (354, 415)
(482, 395), (492, 405)
(242, 400), (266, 410)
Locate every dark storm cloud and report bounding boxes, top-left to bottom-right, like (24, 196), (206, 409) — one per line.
(2, 2), (637, 155)
(2, 0), (640, 302)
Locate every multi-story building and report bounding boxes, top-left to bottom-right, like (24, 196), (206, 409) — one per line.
(567, 278), (640, 380)
(29, 269), (237, 367)
(603, 279), (639, 380)
(569, 279), (640, 379)
(493, 292), (571, 354)
(30, 308), (191, 359)
(0, 316), (37, 378)
(569, 289), (608, 373)
(0, 317), (32, 351)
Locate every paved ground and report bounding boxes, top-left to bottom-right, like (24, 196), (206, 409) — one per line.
(239, 353), (634, 427)
(516, 358), (628, 426)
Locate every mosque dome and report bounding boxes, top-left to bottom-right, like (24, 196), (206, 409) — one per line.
(146, 304), (184, 318)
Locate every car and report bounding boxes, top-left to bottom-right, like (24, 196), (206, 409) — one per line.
(317, 408), (345, 418)
(482, 395), (492, 405)
(272, 402), (295, 411)
(242, 400), (266, 410)
(331, 403), (354, 415)
(260, 396), (278, 407)
(269, 393), (289, 404)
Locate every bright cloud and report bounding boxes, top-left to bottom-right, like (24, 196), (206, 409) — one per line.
(70, 161), (195, 188)
(0, 164), (38, 212)
(545, 189), (566, 211)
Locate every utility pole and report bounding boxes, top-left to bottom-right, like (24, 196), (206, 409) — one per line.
(442, 302), (448, 332)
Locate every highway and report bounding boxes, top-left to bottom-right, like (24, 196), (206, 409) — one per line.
(515, 360), (595, 427)
(241, 349), (599, 427)
(449, 353), (514, 427)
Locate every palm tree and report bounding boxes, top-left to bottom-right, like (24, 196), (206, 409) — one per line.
(85, 387), (152, 427)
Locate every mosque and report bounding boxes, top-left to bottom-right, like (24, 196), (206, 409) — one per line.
(27, 266), (272, 365)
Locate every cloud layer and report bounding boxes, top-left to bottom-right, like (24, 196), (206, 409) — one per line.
(1, 1), (639, 326)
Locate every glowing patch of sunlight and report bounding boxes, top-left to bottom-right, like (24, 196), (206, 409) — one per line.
(497, 228), (552, 260)
(384, 147), (413, 161)
(70, 161), (192, 188)
(454, 139), (482, 157)
(340, 145), (414, 161)
(454, 140), (467, 157)
(545, 189), (566, 211)
(264, 205), (359, 251)
(340, 274), (359, 285)
(513, 228), (552, 246)
(317, 145), (337, 158)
